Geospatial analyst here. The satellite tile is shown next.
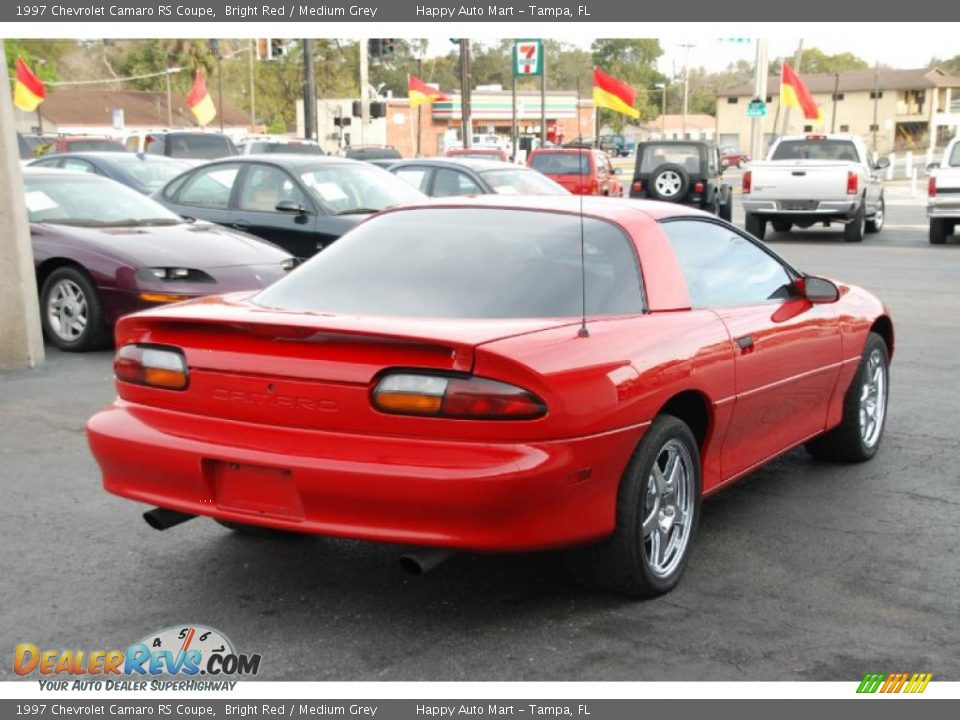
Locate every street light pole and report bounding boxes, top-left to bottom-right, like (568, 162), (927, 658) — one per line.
(679, 43), (694, 138)
(303, 39), (315, 140)
(655, 83), (666, 137)
(749, 39), (769, 165)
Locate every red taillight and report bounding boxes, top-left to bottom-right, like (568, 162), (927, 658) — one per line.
(693, 182), (704, 194)
(846, 171), (859, 195)
(115, 344), (189, 390)
(742, 170), (752, 194)
(929, 175), (937, 197)
(632, 180), (643, 193)
(372, 373), (546, 420)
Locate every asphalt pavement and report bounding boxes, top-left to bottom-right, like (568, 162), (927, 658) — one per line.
(1, 196), (958, 681)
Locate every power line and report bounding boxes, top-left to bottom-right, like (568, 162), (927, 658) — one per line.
(45, 68), (183, 87)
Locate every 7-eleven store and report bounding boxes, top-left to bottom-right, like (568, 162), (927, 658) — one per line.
(383, 89), (596, 158)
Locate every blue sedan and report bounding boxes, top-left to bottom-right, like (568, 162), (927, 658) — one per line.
(28, 152), (192, 195)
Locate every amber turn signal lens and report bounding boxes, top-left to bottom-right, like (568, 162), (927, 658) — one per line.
(139, 292), (188, 303)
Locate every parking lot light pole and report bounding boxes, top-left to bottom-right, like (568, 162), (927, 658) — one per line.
(655, 83), (666, 137)
(0, 42), (44, 369)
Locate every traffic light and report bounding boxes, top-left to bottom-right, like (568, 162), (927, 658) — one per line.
(334, 116), (352, 127)
(270, 39), (286, 58)
(256, 38), (269, 60)
(368, 39), (383, 58)
(370, 101), (386, 119)
(352, 100), (362, 117)
(382, 39), (396, 56)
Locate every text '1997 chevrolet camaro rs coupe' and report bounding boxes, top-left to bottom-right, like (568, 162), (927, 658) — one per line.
(87, 196), (892, 597)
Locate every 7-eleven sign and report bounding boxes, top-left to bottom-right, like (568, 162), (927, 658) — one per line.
(514, 39), (543, 77)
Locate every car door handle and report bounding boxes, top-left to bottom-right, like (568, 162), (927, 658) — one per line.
(736, 335), (755, 353)
(232, 220), (252, 229)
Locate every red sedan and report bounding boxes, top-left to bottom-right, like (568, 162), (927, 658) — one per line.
(87, 197), (893, 597)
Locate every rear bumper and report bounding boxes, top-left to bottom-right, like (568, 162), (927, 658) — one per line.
(87, 401), (645, 552)
(743, 199), (859, 217)
(927, 204), (960, 219)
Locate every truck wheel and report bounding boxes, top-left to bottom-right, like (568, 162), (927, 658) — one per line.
(745, 212), (767, 240)
(844, 203), (866, 243)
(929, 218), (948, 244)
(771, 220), (792, 233)
(865, 195), (885, 233)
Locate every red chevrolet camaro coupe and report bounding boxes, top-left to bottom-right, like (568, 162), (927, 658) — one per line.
(87, 196), (893, 597)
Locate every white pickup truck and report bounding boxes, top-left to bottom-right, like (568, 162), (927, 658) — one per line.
(927, 137), (960, 244)
(742, 134), (889, 242)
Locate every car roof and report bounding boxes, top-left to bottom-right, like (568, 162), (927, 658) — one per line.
(23, 167), (108, 179)
(379, 194), (712, 222)
(530, 148), (591, 154)
(392, 157), (516, 171)
(32, 151), (185, 162)
(204, 154), (362, 168)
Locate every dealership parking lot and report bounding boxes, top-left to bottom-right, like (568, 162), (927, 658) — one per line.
(1, 195), (958, 681)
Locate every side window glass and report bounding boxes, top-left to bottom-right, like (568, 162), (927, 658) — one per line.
(237, 165), (307, 212)
(176, 165), (241, 209)
(61, 159), (95, 174)
(393, 167), (431, 193)
(660, 220), (793, 307)
(432, 168), (481, 197)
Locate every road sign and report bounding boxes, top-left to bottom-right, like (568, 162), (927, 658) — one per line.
(747, 98), (767, 118)
(514, 39), (543, 77)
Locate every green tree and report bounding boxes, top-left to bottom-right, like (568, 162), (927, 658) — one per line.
(4, 39), (68, 83)
(770, 47), (869, 75)
(929, 55), (960, 76)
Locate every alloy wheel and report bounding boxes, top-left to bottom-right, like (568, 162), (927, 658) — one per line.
(641, 438), (695, 578)
(46, 278), (89, 342)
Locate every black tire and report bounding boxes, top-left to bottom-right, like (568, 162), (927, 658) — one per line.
(844, 202), (866, 243)
(865, 195), (884, 234)
(771, 220), (792, 233)
(215, 519), (299, 538)
(718, 195), (733, 222)
(929, 218), (948, 244)
(566, 415), (702, 597)
(805, 332), (889, 463)
(39, 266), (111, 352)
(648, 164), (690, 203)
(745, 212), (767, 240)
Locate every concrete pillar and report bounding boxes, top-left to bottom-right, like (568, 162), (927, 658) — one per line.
(0, 41), (44, 369)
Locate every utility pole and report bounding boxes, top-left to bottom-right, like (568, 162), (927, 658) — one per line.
(249, 39), (256, 128)
(871, 61), (880, 151)
(779, 39), (804, 135)
(303, 39), (315, 140)
(359, 38), (369, 146)
(679, 43), (694, 138)
(749, 39), (769, 165)
(830, 72), (840, 133)
(165, 68), (174, 126)
(539, 45), (546, 147)
(0, 41), (44, 369)
(459, 39), (472, 148)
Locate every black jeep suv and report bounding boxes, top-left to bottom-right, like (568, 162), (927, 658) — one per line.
(629, 141), (732, 220)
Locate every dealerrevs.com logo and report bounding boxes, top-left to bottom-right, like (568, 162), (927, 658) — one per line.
(857, 672), (933, 694)
(15, 625), (261, 690)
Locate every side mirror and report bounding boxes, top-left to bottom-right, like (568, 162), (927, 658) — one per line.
(275, 199), (309, 214)
(875, 156), (891, 170)
(926, 162), (939, 172)
(801, 276), (840, 304)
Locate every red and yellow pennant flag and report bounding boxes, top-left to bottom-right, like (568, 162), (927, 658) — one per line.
(781, 62), (823, 124)
(592, 67), (639, 120)
(408, 74), (447, 109)
(13, 57), (46, 112)
(186, 70), (216, 127)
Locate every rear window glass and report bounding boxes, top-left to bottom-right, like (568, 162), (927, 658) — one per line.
(771, 140), (859, 162)
(254, 208), (644, 318)
(529, 153), (591, 175)
(949, 144), (960, 167)
(165, 134), (236, 159)
(64, 140), (124, 152)
(639, 144), (701, 173)
(250, 142), (325, 155)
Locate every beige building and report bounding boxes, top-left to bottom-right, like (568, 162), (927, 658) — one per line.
(716, 68), (960, 156)
(641, 114), (716, 142)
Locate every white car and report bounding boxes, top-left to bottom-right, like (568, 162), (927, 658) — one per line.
(237, 136), (325, 156)
(927, 138), (960, 244)
(742, 134), (889, 242)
